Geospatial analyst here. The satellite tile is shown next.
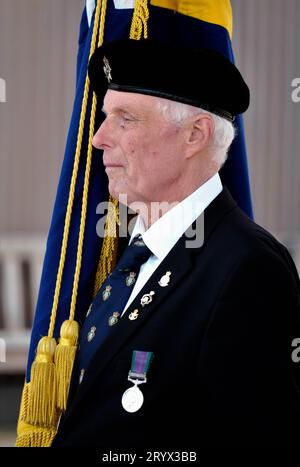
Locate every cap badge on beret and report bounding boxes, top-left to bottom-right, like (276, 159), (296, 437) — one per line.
(103, 56), (112, 83)
(88, 40), (250, 120)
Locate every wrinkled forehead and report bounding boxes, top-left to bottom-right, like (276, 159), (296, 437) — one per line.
(102, 89), (164, 115)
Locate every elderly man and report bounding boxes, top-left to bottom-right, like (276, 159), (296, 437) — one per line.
(52, 40), (300, 449)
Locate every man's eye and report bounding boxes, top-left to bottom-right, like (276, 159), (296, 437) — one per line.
(119, 115), (134, 127)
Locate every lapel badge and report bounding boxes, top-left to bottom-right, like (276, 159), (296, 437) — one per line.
(108, 311), (120, 326)
(126, 271), (136, 287)
(158, 271), (171, 287)
(140, 291), (155, 307)
(103, 56), (112, 82)
(102, 285), (112, 301)
(86, 303), (92, 317)
(87, 326), (96, 342)
(79, 368), (85, 384)
(129, 309), (139, 321)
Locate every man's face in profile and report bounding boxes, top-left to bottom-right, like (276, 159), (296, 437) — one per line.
(92, 89), (188, 206)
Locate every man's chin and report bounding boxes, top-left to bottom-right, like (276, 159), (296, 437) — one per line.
(108, 183), (126, 203)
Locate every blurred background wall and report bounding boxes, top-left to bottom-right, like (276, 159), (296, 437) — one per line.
(0, 0), (300, 446)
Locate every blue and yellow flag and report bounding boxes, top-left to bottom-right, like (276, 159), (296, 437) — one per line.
(16, 0), (252, 447)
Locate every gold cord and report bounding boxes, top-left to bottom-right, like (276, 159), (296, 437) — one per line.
(130, 0), (149, 39)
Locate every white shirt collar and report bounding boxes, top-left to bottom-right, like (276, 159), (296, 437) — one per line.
(129, 173), (222, 261)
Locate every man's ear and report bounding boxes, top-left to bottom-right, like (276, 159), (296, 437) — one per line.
(186, 114), (214, 157)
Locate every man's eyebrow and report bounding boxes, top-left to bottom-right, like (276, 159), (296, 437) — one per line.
(101, 106), (142, 117)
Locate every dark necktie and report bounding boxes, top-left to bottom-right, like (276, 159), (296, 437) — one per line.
(76, 234), (152, 385)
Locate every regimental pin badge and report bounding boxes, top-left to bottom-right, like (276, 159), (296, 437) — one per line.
(86, 303), (92, 317)
(158, 271), (171, 287)
(87, 326), (96, 342)
(126, 271), (136, 287)
(140, 291), (155, 307)
(79, 369), (85, 384)
(103, 56), (112, 82)
(129, 309), (139, 321)
(108, 311), (120, 326)
(102, 285), (112, 301)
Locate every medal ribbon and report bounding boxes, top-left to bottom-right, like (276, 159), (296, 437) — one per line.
(129, 350), (154, 380)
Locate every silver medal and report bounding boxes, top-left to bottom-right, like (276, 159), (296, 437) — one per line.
(122, 384), (144, 413)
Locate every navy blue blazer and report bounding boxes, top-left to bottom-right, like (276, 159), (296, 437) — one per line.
(52, 188), (300, 448)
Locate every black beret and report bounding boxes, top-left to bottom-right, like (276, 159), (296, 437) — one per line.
(88, 39), (249, 122)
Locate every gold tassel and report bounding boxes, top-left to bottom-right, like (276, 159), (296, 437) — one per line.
(55, 319), (79, 411)
(16, 420), (56, 447)
(16, 382), (56, 447)
(27, 336), (58, 426)
(15, 382), (56, 448)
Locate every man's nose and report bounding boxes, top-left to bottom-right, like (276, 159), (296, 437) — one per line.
(92, 119), (112, 150)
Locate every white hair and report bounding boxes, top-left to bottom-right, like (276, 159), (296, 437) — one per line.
(156, 98), (236, 167)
